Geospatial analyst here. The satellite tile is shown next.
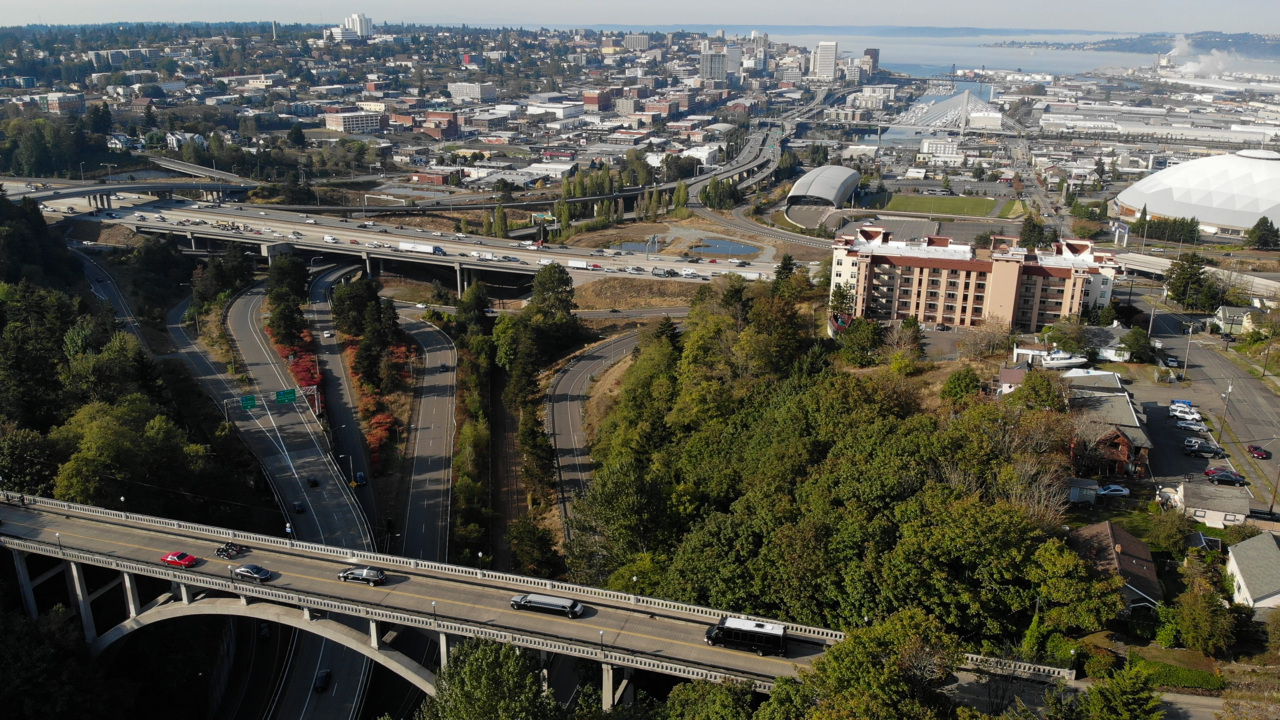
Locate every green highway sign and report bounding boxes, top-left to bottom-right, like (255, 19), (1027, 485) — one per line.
(240, 395), (256, 410)
(276, 389), (297, 404)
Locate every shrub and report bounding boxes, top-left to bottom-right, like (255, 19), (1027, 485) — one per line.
(1044, 632), (1084, 668)
(1130, 656), (1226, 691)
(1082, 644), (1118, 678)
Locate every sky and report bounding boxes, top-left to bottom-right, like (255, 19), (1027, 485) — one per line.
(5, 1), (1279, 34)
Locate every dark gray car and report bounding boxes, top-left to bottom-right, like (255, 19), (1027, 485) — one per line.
(338, 566), (387, 586)
(234, 564), (272, 583)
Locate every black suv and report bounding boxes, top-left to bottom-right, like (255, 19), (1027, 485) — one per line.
(338, 566), (387, 586)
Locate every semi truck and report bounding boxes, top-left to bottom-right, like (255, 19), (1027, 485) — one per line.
(567, 260), (590, 270)
(399, 242), (447, 256)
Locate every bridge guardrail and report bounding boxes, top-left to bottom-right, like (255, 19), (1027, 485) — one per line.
(961, 653), (1075, 682)
(18, 494), (844, 644)
(0, 533), (773, 692)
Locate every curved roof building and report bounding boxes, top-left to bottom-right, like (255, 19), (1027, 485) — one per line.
(1115, 149), (1280, 233)
(787, 165), (861, 208)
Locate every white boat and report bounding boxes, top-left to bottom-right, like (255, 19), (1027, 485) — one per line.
(1041, 350), (1088, 369)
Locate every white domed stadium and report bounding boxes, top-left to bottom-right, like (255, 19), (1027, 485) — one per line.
(1115, 149), (1280, 235)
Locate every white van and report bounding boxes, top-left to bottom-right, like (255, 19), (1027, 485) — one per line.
(323, 235), (339, 244)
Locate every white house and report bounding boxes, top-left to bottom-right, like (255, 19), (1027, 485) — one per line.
(165, 132), (207, 152)
(1162, 482), (1251, 529)
(1226, 532), (1280, 616)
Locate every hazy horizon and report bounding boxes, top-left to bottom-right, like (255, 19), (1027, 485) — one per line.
(3, 2), (1279, 36)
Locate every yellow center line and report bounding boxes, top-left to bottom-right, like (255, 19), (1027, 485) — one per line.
(5, 516), (800, 669)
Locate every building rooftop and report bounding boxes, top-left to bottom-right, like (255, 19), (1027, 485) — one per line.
(1231, 532), (1280, 603)
(1181, 483), (1252, 515)
(1069, 520), (1163, 606)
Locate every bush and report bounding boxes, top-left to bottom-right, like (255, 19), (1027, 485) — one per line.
(1082, 644), (1118, 678)
(1130, 656), (1226, 691)
(1044, 633), (1084, 668)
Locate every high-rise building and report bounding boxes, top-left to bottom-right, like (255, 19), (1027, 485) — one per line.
(447, 82), (497, 102)
(723, 44), (742, 75)
(810, 41), (838, 80)
(700, 53), (727, 82)
(344, 13), (373, 38)
(863, 48), (880, 73)
(623, 34), (651, 51)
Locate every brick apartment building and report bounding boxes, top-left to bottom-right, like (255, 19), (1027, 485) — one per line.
(828, 227), (1117, 332)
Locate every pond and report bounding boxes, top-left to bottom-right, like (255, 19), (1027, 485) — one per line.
(686, 237), (757, 256)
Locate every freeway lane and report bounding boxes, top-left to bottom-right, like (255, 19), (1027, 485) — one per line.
(549, 332), (642, 533)
(0, 500), (822, 685)
(227, 284), (373, 720)
(395, 310), (457, 563)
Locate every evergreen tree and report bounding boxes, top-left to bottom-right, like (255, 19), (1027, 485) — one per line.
(286, 122), (306, 149)
(1245, 216), (1279, 250)
(493, 204), (508, 238)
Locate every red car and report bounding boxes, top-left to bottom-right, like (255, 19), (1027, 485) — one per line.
(161, 551), (198, 568)
(1204, 466), (1234, 476)
(1247, 445), (1271, 459)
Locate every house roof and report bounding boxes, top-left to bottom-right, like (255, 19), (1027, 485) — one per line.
(1181, 483), (1252, 515)
(1230, 532), (1280, 602)
(1070, 521), (1163, 605)
(999, 367), (1028, 386)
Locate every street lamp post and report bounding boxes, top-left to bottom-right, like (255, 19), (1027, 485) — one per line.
(55, 533), (62, 550)
(432, 601), (437, 623)
(100, 163), (117, 179)
(79, 162), (85, 182)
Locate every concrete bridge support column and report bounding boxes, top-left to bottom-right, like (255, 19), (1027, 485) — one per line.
(122, 572), (141, 618)
(178, 583), (192, 605)
(368, 619), (379, 649)
(187, 231), (197, 250)
(454, 263), (464, 294)
(68, 561), (98, 644)
(438, 631), (449, 668)
(364, 253), (373, 277)
(602, 664), (615, 711)
(9, 549), (39, 620)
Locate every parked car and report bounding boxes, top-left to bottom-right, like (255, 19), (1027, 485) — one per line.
(161, 551), (198, 568)
(1209, 472), (1247, 486)
(1204, 466), (1238, 477)
(233, 564), (272, 582)
(1170, 405), (1203, 421)
(1247, 445), (1271, 459)
(1175, 420), (1209, 433)
(338, 566), (387, 586)
(1097, 485), (1130, 497)
(323, 330), (333, 338)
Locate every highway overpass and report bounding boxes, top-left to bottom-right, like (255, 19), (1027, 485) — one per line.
(0, 495), (838, 701)
(1114, 252), (1280, 297)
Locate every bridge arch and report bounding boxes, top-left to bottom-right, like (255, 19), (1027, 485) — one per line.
(91, 596), (437, 696)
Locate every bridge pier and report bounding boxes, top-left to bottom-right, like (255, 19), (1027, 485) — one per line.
(123, 572), (141, 618)
(68, 561), (98, 644)
(454, 263), (463, 294)
(368, 619), (379, 649)
(602, 664), (614, 711)
(178, 583), (192, 604)
(600, 664), (634, 711)
(437, 631), (449, 668)
(9, 549), (39, 619)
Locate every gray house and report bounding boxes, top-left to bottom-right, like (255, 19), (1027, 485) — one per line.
(1226, 532), (1280, 617)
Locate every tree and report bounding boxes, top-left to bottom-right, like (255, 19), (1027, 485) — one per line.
(664, 680), (754, 720)
(1020, 215), (1046, 248)
(266, 255), (309, 299)
(672, 180), (689, 209)
(1026, 539), (1126, 634)
(1095, 303), (1117, 327)
(330, 277), (381, 336)
(286, 122), (306, 149)
(1006, 370), (1066, 412)
(267, 294), (305, 346)
(940, 366), (982, 402)
(529, 263), (576, 320)
(493, 204), (509, 238)
(1245, 216), (1279, 250)
(1119, 327), (1154, 364)
(1166, 253), (1218, 310)
(1175, 586), (1235, 656)
(772, 609), (961, 720)
(1079, 666), (1164, 720)
(836, 317), (883, 367)
(418, 638), (559, 720)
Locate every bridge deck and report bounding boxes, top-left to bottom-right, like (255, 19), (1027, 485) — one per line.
(0, 497), (831, 688)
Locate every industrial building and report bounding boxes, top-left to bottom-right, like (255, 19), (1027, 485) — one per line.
(786, 165), (861, 208)
(324, 111), (385, 134)
(1114, 149), (1280, 236)
(828, 227), (1117, 332)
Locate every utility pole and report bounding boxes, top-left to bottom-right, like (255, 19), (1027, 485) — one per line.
(1215, 384), (1232, 446)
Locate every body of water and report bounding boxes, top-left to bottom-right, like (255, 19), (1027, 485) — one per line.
(772, 32), (1152, 76)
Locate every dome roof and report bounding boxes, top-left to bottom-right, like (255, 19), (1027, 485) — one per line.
(787, 165), (861, 207)
(1116, 150), (1280, 231)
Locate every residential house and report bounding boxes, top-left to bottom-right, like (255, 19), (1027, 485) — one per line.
(1069, 520), (1163, 610)
(997, 364), (1028, 396)
(1163, 482), (1251, 528)
(1067, 371), (1151, 479)
(165, 132), (207, 152)
(1215, 306), (1252, 334)
(1226, 532), (1280, 616)
(1068, 477), (1099, 504)
(1084, 322), (1132, 362)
